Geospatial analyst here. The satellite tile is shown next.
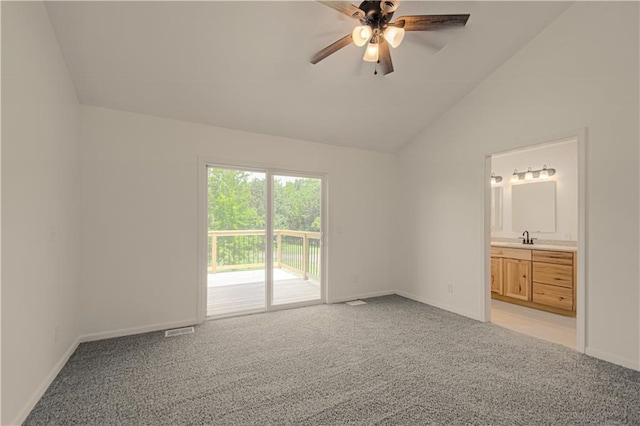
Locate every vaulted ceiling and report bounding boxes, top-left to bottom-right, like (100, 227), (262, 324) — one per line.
(46, 1), (572, 152)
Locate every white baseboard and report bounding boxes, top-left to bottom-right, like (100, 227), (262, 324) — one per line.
(79, 318), (199, 343)
(395, 290), (483, 321)
(12, 335), (82, 426)
(327, 290), (397, 304)
(585, 346), (640, 371)
(329, 290), (483, 322)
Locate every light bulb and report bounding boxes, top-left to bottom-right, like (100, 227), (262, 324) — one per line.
(511, 169), (519, 183)
(539, 165), (549, 179)
(383, 27), (405, 48)
(352, 25), (372, 47)
(524, 167), (534, 181)
(363, 42), (379, 62)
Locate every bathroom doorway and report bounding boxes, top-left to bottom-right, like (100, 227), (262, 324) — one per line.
(486, 134), (584, 351)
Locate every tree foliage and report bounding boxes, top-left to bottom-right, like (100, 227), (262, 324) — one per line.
(208, 169), (263, 230)
(273, 178), (321, 232)
(208, 168), (321, 269)
(208, 168), (321, 232)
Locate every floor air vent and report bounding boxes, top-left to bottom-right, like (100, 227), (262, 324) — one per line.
(346, 300), (367, 306)
(165, 326), (195, 337)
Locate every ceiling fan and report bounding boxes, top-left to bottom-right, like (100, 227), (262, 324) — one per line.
(311, 1), (470, 75)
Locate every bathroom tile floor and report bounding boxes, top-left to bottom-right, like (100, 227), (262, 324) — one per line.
(491, 299), (576, 350)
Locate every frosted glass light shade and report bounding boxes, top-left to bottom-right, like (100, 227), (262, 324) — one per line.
(363, 42), (379, 62)
(511, 170), (519, 183)
(524, 168), (534, 181)
(352, 25), (372, 47)
(539, 165), (549, 179)
(383, 27), (405, 48)
(380, 0), (399, 13)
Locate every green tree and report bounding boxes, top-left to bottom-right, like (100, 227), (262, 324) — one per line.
(208, 169), (262, 230)
(274, 178), (321, 232)
(208, 169), (265, 267)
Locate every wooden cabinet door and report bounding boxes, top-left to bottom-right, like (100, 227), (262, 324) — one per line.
(491, 257), (503, 294)
(503, 259), (531, 301)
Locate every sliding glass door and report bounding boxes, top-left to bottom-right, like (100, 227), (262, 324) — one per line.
(206, 167), (267, 317)
(206, 166), (324, 318)
(272, 175), (322, 306)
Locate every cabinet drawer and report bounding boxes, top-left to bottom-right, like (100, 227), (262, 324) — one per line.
(532, 263), (573, 288)
(532, 250), (573, 265)
(491, 247), (531, 261)
(533, 282), (573, 311)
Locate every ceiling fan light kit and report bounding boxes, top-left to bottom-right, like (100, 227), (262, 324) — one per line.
(312, 0), (470, 76)
(352, 25), (373, 46)
(380, 0), (399, 14)
(363, 40), (379, 62)
(383, 26), (404, 48)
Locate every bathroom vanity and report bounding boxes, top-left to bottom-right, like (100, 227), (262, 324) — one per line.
(491, 243), (577, 317)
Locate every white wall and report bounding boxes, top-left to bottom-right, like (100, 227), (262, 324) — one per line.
(80, 105), (393, 336)
(394, 2), (639, 370)
(1, 4), (4, 422)
(492, 138), (578, 241)
(1, 2), (82, 424)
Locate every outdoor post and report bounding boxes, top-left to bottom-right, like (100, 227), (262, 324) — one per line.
(211, 232), (217, 274)
(303, 233), (309, 280)
(277, 231), (282, 268)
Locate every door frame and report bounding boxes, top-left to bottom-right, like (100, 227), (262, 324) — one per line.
(197, 158), (327, 322)
(482, 128), (586, 354)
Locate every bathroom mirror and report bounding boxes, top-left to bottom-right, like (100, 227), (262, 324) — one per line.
(491, 186), (503, 231)
(512, 181), (556, 232)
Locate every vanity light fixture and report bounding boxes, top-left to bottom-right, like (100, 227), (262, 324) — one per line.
(510, 165), (556, 183)
(491, 172), (503, 185)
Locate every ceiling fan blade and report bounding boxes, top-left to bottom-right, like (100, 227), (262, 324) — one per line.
(311, 34), (353, 64)
(317, 1), (365, 20)
(392, 14), (470, 31)
(378, 39), (394, 75)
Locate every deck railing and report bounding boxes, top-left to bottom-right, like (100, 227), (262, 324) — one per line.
(208, 230), (321, 280)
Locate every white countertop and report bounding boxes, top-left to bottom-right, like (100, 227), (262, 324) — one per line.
(491, 242), (577, 252)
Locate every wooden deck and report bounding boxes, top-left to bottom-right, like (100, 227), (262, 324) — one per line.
(207, 269), (321, 317)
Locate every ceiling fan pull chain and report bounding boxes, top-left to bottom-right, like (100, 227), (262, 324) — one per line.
(374, 60), (378, 76)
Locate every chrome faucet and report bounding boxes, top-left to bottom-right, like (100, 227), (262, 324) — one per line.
(519, 230), (536, 245)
